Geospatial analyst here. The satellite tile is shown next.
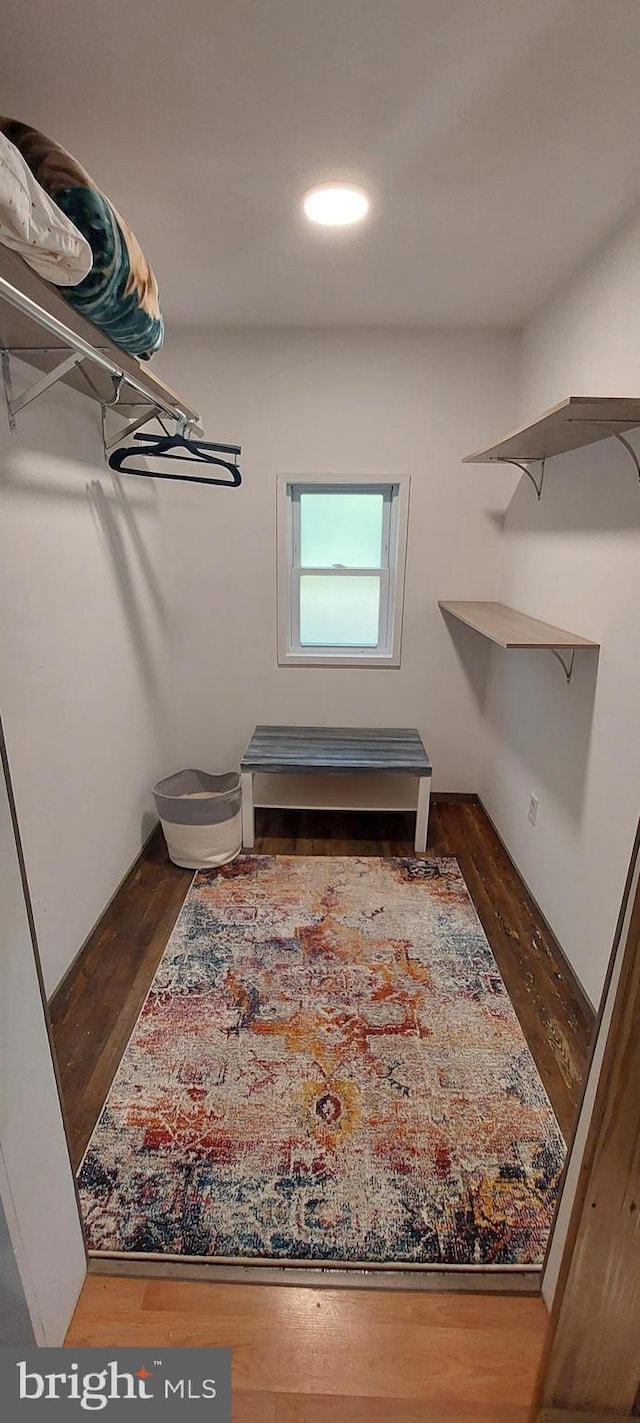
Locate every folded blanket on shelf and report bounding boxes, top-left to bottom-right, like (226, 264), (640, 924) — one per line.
(0, 116), (164, 360)
(0, 131), (93, 286)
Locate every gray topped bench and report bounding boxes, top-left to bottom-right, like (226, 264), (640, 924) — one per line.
(240, 725), (432, 853)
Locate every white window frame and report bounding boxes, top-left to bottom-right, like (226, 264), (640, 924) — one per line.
(276, 474), (410, 667)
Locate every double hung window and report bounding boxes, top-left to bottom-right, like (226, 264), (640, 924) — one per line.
(277, 477), (409, 666)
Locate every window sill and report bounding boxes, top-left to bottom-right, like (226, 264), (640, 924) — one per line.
(278, 650), (401, 669)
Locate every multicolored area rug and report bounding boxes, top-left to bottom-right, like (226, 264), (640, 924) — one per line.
(78, 856), (565, 1267)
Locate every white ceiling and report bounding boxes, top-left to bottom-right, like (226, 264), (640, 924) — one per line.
(3, 0), (640, 327)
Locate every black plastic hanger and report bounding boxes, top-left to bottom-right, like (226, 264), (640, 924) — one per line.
(108, 430), (242, 487)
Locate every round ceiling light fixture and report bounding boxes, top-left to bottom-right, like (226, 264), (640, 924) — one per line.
(302, 181), (370, 227)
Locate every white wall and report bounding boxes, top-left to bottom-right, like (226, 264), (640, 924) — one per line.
(0, 373), (175, 996)
(520, 202), (640, 403)
(480, 206), (640, 1007)
(0, 720), (86, 1343)
(156, 327), (518, 794)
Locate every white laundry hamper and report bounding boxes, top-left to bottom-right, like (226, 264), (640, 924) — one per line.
(152, 769), (242, 869)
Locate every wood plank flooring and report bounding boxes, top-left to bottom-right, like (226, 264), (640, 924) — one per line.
(66, 1276), (548, 1422)
(50, 799), (594, 1169)
(51, 829), (192, 1169)
(425, 801), (594, 1140)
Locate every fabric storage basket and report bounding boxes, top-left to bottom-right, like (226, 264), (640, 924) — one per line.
(153, 769), (242, 869)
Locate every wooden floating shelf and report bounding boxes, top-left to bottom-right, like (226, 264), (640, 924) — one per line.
(463, 396), (640, 463)
(438, 601), (599, 651)
(0, 245), (199, 422)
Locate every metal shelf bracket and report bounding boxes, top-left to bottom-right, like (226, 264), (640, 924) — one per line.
(2, 338), (180, 468)
(101, 401), (163, 456)
(1, 349), (14, 432)
(549, 647), (576, 684)
(611, 430), (640, 482)
(493, 456), (546, 500)
(2, 346), (86, 433)
(568, 420), (640, 483)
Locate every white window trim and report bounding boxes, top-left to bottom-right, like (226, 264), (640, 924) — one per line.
(276, 473), (410, 668)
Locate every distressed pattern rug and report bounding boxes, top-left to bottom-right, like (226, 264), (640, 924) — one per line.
(78, 856), (565, 1266)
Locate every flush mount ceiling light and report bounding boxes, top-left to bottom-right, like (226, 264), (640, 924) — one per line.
(303, 182), (370, 227)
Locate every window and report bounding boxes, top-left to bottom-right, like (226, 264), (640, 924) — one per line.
(277, 476), (410, 666)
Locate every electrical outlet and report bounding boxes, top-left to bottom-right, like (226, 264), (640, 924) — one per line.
(528, 795), (539, 826)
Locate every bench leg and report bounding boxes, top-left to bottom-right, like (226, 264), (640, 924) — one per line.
(241, 771), (255, 849)
(415, 777), (431, 854)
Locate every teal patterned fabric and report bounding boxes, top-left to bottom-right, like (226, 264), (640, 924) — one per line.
(55, 185), (163, 359)
(0, 117), (164, 360)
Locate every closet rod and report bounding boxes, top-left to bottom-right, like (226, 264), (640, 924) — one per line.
(0, 275), (199, 430)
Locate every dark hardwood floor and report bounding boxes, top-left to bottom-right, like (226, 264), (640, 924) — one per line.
(50, 800), (594, 1170)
